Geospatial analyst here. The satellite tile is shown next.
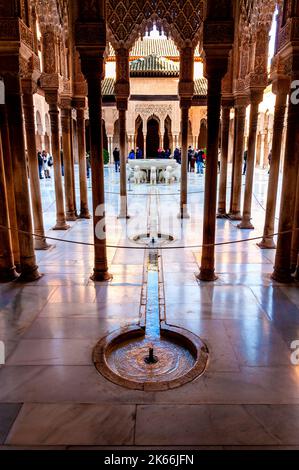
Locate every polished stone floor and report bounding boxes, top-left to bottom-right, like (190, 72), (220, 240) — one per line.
(1, 164), (299, 449)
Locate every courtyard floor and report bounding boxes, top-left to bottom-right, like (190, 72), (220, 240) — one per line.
(1, 165), (299, 449)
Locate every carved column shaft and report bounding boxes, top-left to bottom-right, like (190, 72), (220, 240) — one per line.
(217, 105), (231, 216)
(0, 132), (18, 282)
(81, 57), (111, 281)
(61, 104), (77, 221)
(238, 92), (263, 229)
(48, 100), (69, 230)
(5, 74), (40, 281)
(117, 104), (129, 218)
(229, 100), (247, 219)
(22, 81), (50, 250)
(258, 81), (288, 249)
(198, 76), (223, 281)
(272, 84), (299, 282)
(179, 102), (191, 218)
(76, 107), (90, 219)
(0, 105), (20, 269)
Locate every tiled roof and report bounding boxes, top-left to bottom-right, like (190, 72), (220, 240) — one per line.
(109, 38), (201, 59)
(194, 78), (207, 97)
(130, 54), (179, 77)
(102, 77), (115, 95)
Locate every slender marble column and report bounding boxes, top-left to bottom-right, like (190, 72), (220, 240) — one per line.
(22, 81), (51, 250)
(229, 99), (247, 220)
(179, 101), (191, 218)
(0, 133), (18, 282)
(5, 77), (41, 281)
(76, 107), (90, 219)
(48, 100), (69, 230)
(238, 92), (263, 229)
(198, 76), (223, 281)
(217, 105), (231, 217)
(81, 57), (112, 281)
(61, 103), (77, 221)
(291, 173), (299, 271)
(143, 134), (147, 158)
(118, 105), (129, 219)
(0, 105), (20, 269)
(258, 81), (288, 249)
(272, 85), (299, 283)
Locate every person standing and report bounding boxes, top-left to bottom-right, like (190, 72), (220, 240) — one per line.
(242, 149), (248, 175)
(268, 150), (272, 174)
(196, 148), (204, 175)
(218, 148), (221, 173)
(128, 149), (135, 160)
(174, 147), (181, 164)
(136, 147), (143, 159)
(37, 151), (43, 179)
(113, 147), (120, 172)
(188, 146), (193, 172)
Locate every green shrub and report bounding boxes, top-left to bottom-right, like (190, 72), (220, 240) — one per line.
(103, 148), (110, 165)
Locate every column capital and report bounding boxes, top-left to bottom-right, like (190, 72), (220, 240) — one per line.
(234, 95), (249, 108)
(79, 55), (105, 82)
(248, 89), (264, 105)
(72, 97), (86, 110)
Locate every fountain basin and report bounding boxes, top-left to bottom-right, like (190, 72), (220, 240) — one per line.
(93, 323), (209, 391)
(130, 233), (175, 247)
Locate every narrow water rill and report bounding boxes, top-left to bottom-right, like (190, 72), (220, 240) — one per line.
(93, 191), (209, 391)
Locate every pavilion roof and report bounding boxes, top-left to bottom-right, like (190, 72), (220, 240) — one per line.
(108, 38), (202, 60)
(130, 54), (179, 77)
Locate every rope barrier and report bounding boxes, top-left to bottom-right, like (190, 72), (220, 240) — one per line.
(0, 223), (297, 251)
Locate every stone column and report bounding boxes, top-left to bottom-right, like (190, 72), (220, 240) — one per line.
(272, 83), (299, 282)
(108, 136), (113, 163)
(5, 73), (41, 281)
(143, 134), (147, 158)
(0, 132), (18, 282)
(47, 97), (69, 230)
(22, 78), (51, 250)
(258, 79), (289, 248)
(115, 48), (130, 219)
(217, 104), (231, 217)
(229, 97), (248, 219)
(76, 105), (90, 219)
(179, 100), (191, 218)
(291, 174), (299, 271)
(178, 47), (194, 219)
(80, 56), (112, 281)
(117, 104), (129, 218)
(0, 105), (20, 269)
(238, 91), (263, 229)
(198, 75), (227, 281)
(60, 100), (77, 221)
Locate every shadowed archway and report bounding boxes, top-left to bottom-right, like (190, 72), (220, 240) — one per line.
(146, 115), (160, 158)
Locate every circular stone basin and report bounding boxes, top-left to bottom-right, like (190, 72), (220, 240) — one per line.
(93, 324), (209, 391)
(130, 233), (175, 247)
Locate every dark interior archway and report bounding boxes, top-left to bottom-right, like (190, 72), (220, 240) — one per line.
(146, 117), (160, 158)
(102, 119), (108, 150)
(135, 115), (144, 154)
(198, 118), (207, 149)
(163, 115), (173, 153)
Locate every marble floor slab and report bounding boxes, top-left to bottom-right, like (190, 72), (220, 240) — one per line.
(6, 404), (135, 446)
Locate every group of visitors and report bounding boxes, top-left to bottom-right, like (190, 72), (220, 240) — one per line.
(37, 150), (53, 179)
(242, 149), (272, 175)
(188, 146), (207, 174)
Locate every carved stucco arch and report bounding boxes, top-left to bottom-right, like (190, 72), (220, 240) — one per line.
(106, 0), (204, 51)
(135, 104), (173, 128)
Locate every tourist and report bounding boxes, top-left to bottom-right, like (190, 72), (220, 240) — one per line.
(196, 148), (204, 175)
(37, 151), (43, 179)
(242, 149), (248, 175)
(174, 147), (181, 164)
(113, 147), (120, 172)
(268, 150), (272, 174)
(165, 148), (171, 159)
(128, 149), (135, 160)
(218, 148), (221, 173)
(86, 152), (91, 178)
(188, 146), (193, 172)
(42, 150), (51, 179)
(136, 147), (143, 159)
(60, 149), (64, 176)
